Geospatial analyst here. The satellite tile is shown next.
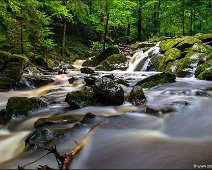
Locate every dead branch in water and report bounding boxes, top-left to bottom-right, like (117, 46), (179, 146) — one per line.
(19, 119), (107, 170)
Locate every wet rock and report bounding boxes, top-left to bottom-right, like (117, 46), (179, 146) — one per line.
(0, 51), (29, 91)
(0, 109), (7, 125)
(34, 115), (82, 129)
(176, 52), (200, 77)
(65, 90), (100, 109)
(190, 43), (210, 53)
(158, 48), (181, 71)
(6, 97), (47, 120)
(144, 106), (175, 117)
(102, 74), (115, 80)
(83, 46), (119, 67)
(15, 75), (54, 90)
(84, 76), (96, 86)
(80, 67), (95, 74)
(80, 112), (96, 124)
(68, 77), (77, 84)
(169, 100), (190, 107)
(135, 72), (176, 88)
(25, 128), (54, 150)
(195, 54), (212, 80)
(94, 77), (124, 105)
(96, 54), (129, 71)
(128, 86), (146, 106)
(116, 79), (129, 87)
(195, 90), (211, 97)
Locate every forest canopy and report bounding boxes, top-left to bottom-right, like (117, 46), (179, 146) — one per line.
(0, 0), (211, 58)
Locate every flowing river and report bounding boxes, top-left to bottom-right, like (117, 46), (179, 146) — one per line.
(0, 46), (212, 169)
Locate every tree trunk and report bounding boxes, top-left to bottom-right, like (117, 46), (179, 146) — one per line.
(20, 8), (24, 54)
(153, 1), (157, 35)
(62, 0), (67, 56)
(137, 0), (142, 41)
(127, 20), (131, 43)
(88, 0), (92, 15)
(190, 9), (193, 35)
(157, 0), (160, 34)
(182, 0), (185, 35)
(103, 1), (109, 51)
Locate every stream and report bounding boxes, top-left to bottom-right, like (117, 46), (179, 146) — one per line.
(0, 47), (212, 169)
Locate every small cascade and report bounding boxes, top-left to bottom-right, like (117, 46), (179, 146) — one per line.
(72, 60), (85, 69)
(141, 58), (151, 71)
(127, 42), (160, 71)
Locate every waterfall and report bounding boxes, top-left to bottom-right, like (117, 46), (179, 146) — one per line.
(127, 42), (160, 71)
(141, 58), (151, 71)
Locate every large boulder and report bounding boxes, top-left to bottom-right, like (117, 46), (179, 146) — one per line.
(135, 72), (176, 88)
(128, 86), (146, 106)
(195, 33), (212, 43)
(0, 51), (29, 90)
(159, 38), (183, 53)
(96, 54), (129, 71)
(83, 46), (119, 67)
(94, 77), (124, 105)
(65, 90), (100, 109)
(5, 97), (47, 120)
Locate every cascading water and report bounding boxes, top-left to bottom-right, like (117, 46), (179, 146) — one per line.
(0, 41), (212, 169)
(127, 42), (160, 72)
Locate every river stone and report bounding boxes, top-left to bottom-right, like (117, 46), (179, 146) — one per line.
(80, 67), (95, 74)
(25, 128), (54, 150)
(135, 72), (176, 88)
(144, 106), (175, 117)
(84, 76), (97, 86)
(96, 54), (129, 71)
(128, 86), (146, 106)
(68, 77), (77, 84)
(34, 115), (82, 129)
(6, 97), (47, 120)
(94, 77), (124, 105)
(65, 90), (100, 109)
(0, 51), (29, 91)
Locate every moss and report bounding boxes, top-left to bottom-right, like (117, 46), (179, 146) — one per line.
(96, 54), (128, 71)
(176, 36), (202, 51)
(159, 38), (183, 53)
(34, 56), (49, 68)
(6, 97), (47, 120)
(195, 33), (212, 43)
(135, 72), (176, 88)
(190, 43), (210, 53)
(164, 61), (175, 73)
(164, 48), (182, 62)
(176, 52), (200, 77)
(195, 59), (212, 80)
(128, 86), (146, 106)
(148, 54), (161, 71)
(65, 90), (100, 109)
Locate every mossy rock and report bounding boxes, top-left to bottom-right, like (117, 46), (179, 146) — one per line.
(147, 53), (162, 71)
(96, 54), (128, 71)
(164, 61), (175, 73)
(0, 52), (29, 90)
(195, 59), (212, 81)
(195, 33), (212, 43)
(94, 77), (124, 105)
(80, 67), (95, 74)
(135, 72), (176, 88)
(83, 46), (119, 67)
(65, 90), (100, 109)
(157, 48), (181, 71)
(159, 38), (183, 53)
(190, 43), (210, 53)
(128, 86), (146, 106)
(176, 36), (202, 51)
(176, 52), (200, 77)
(84, 76), (97, 86)
(6, 97), (47, 120)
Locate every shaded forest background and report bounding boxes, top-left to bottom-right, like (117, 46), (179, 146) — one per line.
(0, 0), (211, 63)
